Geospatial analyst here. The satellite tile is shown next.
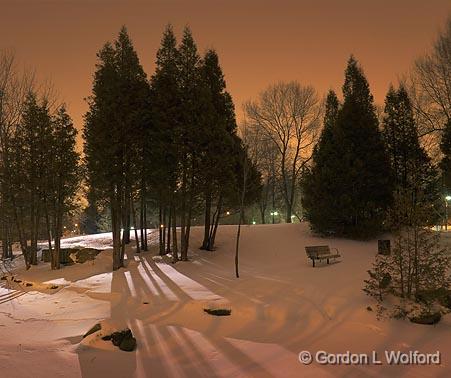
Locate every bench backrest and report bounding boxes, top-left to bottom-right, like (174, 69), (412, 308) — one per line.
(305, 245), (331, 258)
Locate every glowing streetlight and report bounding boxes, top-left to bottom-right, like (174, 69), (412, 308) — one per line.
(226, 211), (230, 216)
(270, 210), (279, 224)
(252, 221), (256, 225)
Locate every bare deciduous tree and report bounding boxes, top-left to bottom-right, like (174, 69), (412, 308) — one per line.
(244, 81), (322, 223)
(409, 18), (451, 156)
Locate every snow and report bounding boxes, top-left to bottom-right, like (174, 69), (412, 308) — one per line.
(0, 223), (450, 377)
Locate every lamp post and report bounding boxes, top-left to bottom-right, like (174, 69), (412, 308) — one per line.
(446, 195), (451, 231)
(270, 211), (278, 224)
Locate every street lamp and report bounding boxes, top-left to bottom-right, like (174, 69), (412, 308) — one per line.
(270, 211), (278, 224)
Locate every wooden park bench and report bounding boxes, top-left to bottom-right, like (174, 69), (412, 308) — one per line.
(305, 245), (341, 267)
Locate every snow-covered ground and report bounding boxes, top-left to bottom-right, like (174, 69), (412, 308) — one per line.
(0, 224), (450, 377)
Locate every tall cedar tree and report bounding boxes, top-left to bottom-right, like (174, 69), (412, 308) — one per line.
(303, 57), (393, 238)
(199, 50), (240, 251)
(48, 106), (80, 269)
(177, 27), (213, 260)
(13, 93), (53, 267)
(301, 90), (340, 233)
(84, 27), (148, 270)
(383, 85), (440, 226)
(149, 25), (182, 260)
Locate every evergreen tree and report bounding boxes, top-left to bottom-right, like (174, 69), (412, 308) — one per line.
(149, 24), (181, 260)
(199, 49), (240, 251)
(303, 57), (392, 238)
(84, 27), (148, 270)
(177, 27), (210, 260)
(48, 105), (80, 269)
(12, 93), (53, 267)
(301, 90), (341, 233)
(383, 85), (440, 226)
(334, 57), (393, 237)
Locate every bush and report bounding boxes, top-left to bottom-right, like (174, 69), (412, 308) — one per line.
(204, 308), (232, 316)
(409, 311), (441, 325)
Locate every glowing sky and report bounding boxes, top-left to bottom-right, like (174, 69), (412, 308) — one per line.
(1, 0), (450, 145)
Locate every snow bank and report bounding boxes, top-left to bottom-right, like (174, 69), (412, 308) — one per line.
(0, 223), (449, 377)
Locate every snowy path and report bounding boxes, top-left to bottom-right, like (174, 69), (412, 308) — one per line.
(0, 224), (450, 377)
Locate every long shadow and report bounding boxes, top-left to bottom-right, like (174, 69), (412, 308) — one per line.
(0, 282), (28, 305)
(139, 257), (189, 301)
(0, 290), (26, 304)
(166, 325), (219, 378)
(76, 263), (137, 378)
(76, 245), (204, 378)
(77, 242), (326, 377)
(206, 333), (274, 377)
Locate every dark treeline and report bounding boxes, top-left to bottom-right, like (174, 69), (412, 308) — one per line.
(83, 26), (260, 270)
(0, 56), (80, 269)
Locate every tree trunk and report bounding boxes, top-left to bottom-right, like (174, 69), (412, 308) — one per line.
(140, 194), (145, 249)
(54, 211), (62, 270)
(209, 194), (223, 250)
(44, 205), (54, 269)
(159, 203), (164, 255)
(143, 202), (148, 251)
(166, 204), (171, 253)
(172, 203), (178, 263)
(182, 165), (195, 261)
(111, 198), (122, 271)
(235, 154), (248, 278)
(180, 165), (187, 258)
(285, 201), (292, 224)
(201, 188), (212, 250)
(132, 200), (140, 253)
(123, 194), (131, 245)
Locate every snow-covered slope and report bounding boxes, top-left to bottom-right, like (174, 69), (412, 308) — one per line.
(0, 224), (449, 377)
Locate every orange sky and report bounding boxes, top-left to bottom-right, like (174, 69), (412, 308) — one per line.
(1, 0), (450, 146)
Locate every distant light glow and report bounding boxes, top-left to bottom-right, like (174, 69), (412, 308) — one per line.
(160, 224), (164, 228)
(226, 211), (230, 215)
(252, 221), (256, 225)
(446, 195), (451, 201)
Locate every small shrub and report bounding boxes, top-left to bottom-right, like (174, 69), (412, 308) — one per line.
(409, 311), (441, 325)
(204, 308), (231, 316)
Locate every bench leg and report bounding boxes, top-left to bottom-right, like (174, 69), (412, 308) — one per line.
(327, 258), (329, 264)
(312, 259), (315, 267)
